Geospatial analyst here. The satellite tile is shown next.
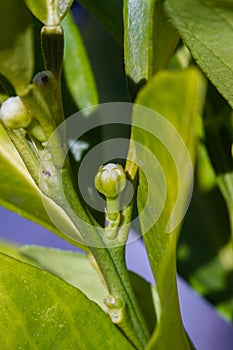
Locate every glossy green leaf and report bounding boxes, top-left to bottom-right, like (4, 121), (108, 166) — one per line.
(131, 68), (206, 349)
(124, 0), (155, 98)
(0, 125), (88, 251)
(20, 245), (157, 330)
(123, 0), (179, 99)
(0, 0), (34, 94)
(0, 252), (134, 349)
(62, 12), (98, 115)
(24, 0), (74, 25)
(20, 246), (107, 310)
(153, 0), (179, 72)
(77, 0), (123, 44)
(165, 0), (233, 109)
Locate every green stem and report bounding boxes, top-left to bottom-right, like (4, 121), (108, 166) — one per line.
(41, 25), (64, 81)
(106, 196), (119, 221)
(41, 25), (65, 126)
(91, 244), (150, 349)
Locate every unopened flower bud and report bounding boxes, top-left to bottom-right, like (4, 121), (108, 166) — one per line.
(0, 96), (31, 129)
(95, 163), (126, 199)
(33, 71), (56, 89)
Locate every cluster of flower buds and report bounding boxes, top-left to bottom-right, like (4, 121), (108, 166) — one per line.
(0, 70), (57, 144)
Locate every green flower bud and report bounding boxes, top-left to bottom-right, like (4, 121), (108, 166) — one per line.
(33, 71), (56, 89)
(0, 96), (31, 129)
(95, 163), (126, 199)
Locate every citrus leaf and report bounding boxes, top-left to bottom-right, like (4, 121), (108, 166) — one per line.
(62, 12), (98, 115)
(77, 0), (123, 44)
(131, 68), (206, 349)
(20, 246), (107, 310)
(20, 245), (157, 331)
(153, 0), (179, 72)
(0, 240), (34, 265)
(0, 252), (134, 349)
(24, 0), (74, 25)
(165, 0), (233, 109)
(123, 0), (179, 99)
(0, 0), (34, 94)
(0, 125), (88, 251)
(123, 0), (155, 98)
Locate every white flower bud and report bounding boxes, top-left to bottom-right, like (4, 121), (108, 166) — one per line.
(0, 96), (31, 129)
(95, 163), (127, 199)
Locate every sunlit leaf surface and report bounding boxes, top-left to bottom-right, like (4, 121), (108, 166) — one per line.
(165, 0), (233, 109)
(0, 252), (134, 349)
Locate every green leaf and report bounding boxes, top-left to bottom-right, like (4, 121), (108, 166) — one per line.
(0, 125), (88, 251)
(123, 0), (179, 99)
(165, 0), (233, 109)
(24, 0), (74, 25)
(153, 0), (180, 72)
(0, 252), (134, 349)
(123, 0), (155, 98)
(0, 0), (34, 94)
(0, 240), (34, 265)
(77, 0), (123, 44)
(62, 12), (98, 115)
(20, 246), (107, 310)
(131, 68), (206, 349)
(20, 245), (157, 330)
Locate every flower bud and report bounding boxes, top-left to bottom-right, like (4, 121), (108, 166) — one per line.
(33, 71), (56, 89)
(95, 163), (126, 199)
(0, 96), (31, 129)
